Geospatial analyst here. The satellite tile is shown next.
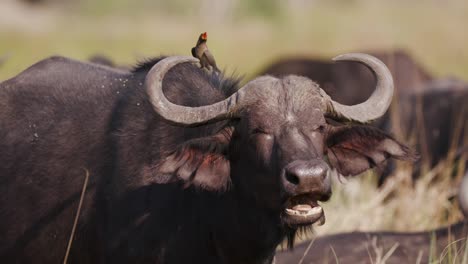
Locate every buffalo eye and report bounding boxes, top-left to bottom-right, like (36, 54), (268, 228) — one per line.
(249, 128), (273, 143)
(248, 128), (274, 165)
(317, 125), (326, 133)
(251, 127), (269, 135)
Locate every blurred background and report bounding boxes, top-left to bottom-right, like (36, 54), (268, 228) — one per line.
(1, 0), (468, 80)
(1, 0), (466, 240)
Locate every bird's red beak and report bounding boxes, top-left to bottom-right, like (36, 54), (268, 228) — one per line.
(201, 32), (207, 40)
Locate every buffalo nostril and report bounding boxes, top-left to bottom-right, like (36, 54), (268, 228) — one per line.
(285, 171), (300, 185)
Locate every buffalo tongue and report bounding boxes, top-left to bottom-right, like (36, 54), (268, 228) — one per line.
(292, 204), (313, 213)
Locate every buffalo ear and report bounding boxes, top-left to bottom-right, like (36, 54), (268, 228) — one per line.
(326, 125), (417, 177)
(154, 127), (233, 191)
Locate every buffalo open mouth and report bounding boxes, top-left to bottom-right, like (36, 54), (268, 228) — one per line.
(282, 194), (326, 227)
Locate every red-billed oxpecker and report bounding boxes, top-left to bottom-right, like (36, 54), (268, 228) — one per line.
(191, 32), (220, 73)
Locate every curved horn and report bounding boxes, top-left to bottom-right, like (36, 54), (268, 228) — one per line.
(322, 53), (394, 123)
(460, 171), (468, 217)
(145, 56), (276, 126)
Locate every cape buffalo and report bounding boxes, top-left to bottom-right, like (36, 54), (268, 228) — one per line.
(0, 54), (415, 263)
(397, 78), (467, 167)
(260, 50), (431, 106)
(276, 172), (468, 264)
(275, 222), (468, 264)
(260, 50), (467, 182)
(377, 78), (467, 183)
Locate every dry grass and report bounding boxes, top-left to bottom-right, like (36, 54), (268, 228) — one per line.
(314, 160), (464, 237)
(366, 236), (400, 264)
(435, 236), (468, 264)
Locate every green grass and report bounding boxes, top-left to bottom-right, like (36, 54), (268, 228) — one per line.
(428, 233), (468, 264)
(1, 0), (468, 82)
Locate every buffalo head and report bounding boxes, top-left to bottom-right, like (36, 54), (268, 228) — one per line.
(146, 54), (415, 229)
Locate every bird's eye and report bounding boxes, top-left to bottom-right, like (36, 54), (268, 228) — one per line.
(317, 125), (326, 132)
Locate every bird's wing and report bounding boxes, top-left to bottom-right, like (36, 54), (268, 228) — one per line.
(203, 50), (218, 68)
(191, 47), (197, 58)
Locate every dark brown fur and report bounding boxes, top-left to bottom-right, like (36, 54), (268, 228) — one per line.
(0, 56), (414, 263)
(260, 50), (468, 183)
(276, 221), (468, 264)
(397, 78), (467, 166)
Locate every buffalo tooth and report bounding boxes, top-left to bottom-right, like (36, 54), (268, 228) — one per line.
(309, 206), (323, 216)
